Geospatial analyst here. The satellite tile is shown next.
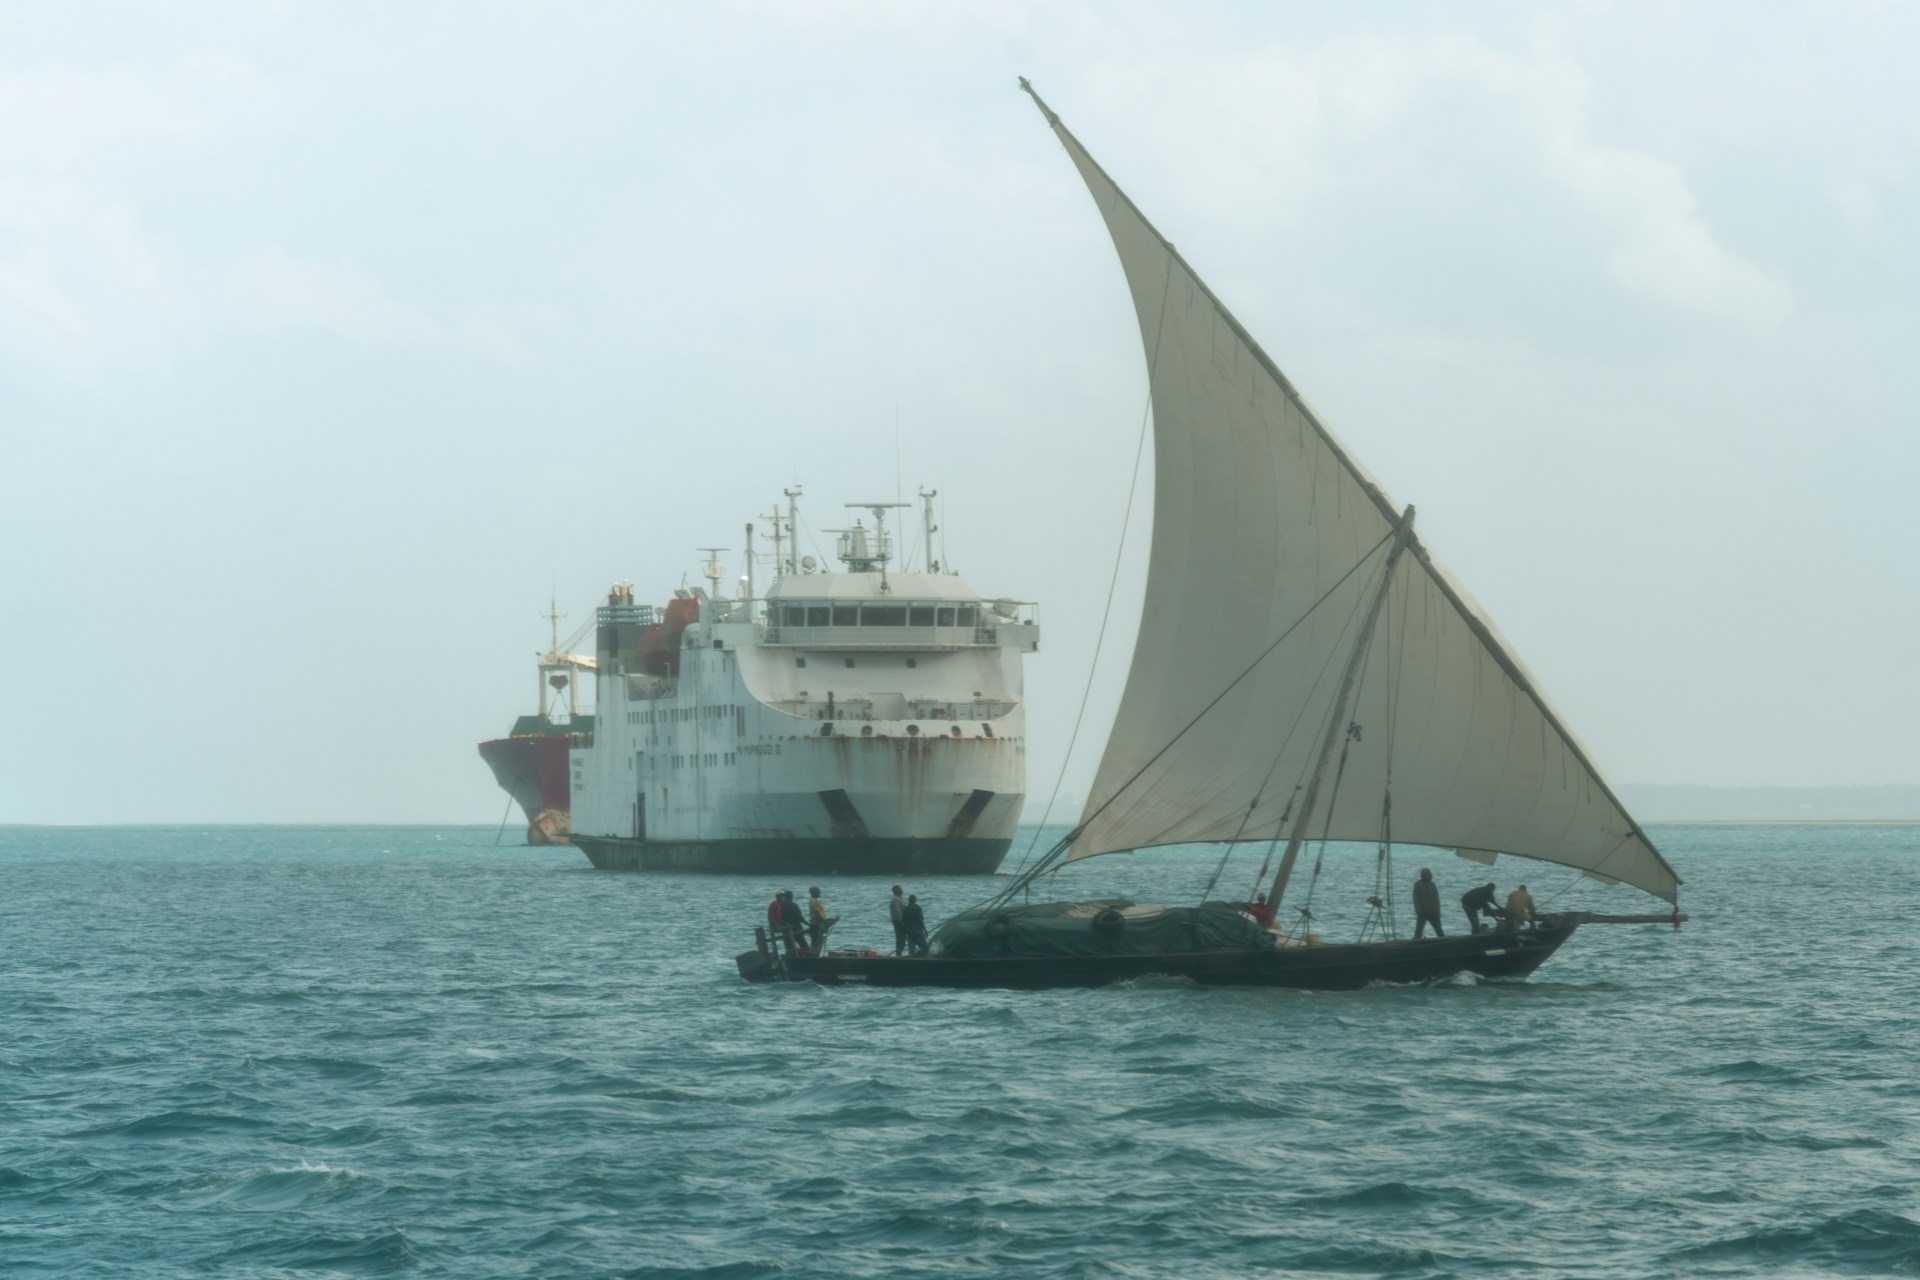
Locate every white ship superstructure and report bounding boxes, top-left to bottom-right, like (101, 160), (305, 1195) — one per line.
(569, 494), (1039, 873)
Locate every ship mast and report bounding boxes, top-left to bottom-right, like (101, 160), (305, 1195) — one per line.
(697, 547), (727, 623)
(540, 590), (566, 718)
(761, 504), (785, 582)
(919, 486), (940, 573)
(783, 485), (803, 575)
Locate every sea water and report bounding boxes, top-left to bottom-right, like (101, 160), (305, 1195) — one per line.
(2, 823), (1916, 1278)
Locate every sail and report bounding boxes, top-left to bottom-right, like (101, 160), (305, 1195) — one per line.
(1025, 84), (1680, 904)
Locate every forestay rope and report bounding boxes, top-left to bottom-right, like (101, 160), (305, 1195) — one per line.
(979, 527), (1398, 914)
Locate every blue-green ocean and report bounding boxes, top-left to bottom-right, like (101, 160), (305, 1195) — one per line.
(3, 823), (1916, 1278)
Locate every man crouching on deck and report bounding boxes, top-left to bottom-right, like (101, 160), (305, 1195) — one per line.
(1460, 882), (1509, 933)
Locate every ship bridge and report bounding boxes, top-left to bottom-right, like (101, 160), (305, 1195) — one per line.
(758, 572), (1034, 651)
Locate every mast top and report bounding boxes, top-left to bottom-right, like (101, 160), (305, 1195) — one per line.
(1017, 77), (1060, 127)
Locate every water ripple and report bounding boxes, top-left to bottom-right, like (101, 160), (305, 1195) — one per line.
(2, 822), (1917, 1278)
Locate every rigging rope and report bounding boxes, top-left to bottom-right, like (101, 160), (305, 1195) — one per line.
(1239, 551), (1395, 907)
(1082, 528), (1394, 904)
(1373, 791), (1395, 938)
(1298, 581), (1390, 922)
(1010, 254), (1175, 881)
(1376, 576), (1404, 934)
(1299, 732), (1354, 918)
(983, 526), (1398, 912)
(1202, 566), (1383, 904)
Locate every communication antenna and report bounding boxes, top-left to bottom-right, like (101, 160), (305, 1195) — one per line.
(697, 548), (727, 616)
(782, 485), (803, 575)
(541, 584), (566, 657)
(759, 503), (786, 580)
(918, 487), (939, 574)
(742, 523), (754, 600)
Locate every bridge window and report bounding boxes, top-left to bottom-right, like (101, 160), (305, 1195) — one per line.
(862, 605), (906, 627)
(958, 606), (978, 627)
(782, 606), (805, 626)
(807, 606), (830, 626)
(909, 606), (935, 626)
(936, 607), (956, 626)
(832, 604), (858, 626)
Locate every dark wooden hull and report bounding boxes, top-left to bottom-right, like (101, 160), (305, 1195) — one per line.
(736, 919), (1579, 990)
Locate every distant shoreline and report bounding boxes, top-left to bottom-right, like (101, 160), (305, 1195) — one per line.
(1645, 818), (1920, 826)
(7, 818), (1920, 830)
(1618, 785), (1920, 824)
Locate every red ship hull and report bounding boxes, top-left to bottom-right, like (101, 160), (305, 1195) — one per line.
(478, 733), (574, 845)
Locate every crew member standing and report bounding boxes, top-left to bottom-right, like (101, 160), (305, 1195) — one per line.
(768, 890), (803, 956)
(807, 886), (831, 952)
(780, 890), (810, 955)
(902, 894), (929, 956)
(889, 884), (908, 955)
(1504, 884), (1536, 928)
(1411, 868), (1444, 938)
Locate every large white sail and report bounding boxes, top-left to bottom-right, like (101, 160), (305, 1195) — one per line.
(1027, 84), (1679, 903)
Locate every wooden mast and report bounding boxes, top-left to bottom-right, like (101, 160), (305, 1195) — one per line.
(1267, 505), (1416, 919)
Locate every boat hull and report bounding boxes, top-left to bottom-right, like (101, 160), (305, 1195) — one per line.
(576, 834), (1010, 875)
(478, 734), (574, 845)
(737, 920), (1578, 990)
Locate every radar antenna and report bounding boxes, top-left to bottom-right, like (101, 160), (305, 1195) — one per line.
(836, 502), (910, 590)
(697, 548), (728, 591)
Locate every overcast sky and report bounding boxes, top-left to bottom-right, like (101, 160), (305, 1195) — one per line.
(4, 1), (1916, 823)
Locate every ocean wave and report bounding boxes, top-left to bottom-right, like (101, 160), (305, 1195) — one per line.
(201, 1224), (418, 1273)
(11, 824), (1920, 1278)
(181, 1160), (378, 1210)
(1669, 1209), (1920, 1273)
(73, 1108), (272, 1138)
(1292, 1180), (1489, 1212)
(1697, 1059), (1820, 1085)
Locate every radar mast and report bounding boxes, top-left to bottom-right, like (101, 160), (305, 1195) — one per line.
(833, 502), (910, 590)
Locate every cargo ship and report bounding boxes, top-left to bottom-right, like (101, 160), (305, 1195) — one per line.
(477, 604), (596, 845)
(566, 490), (1040, 874)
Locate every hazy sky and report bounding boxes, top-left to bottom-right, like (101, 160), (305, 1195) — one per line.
(4, 1), (1916, 823)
